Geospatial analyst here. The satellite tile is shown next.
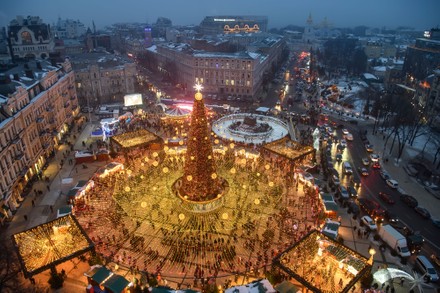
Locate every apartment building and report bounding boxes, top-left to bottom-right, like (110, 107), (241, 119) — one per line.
(0, 59), (78, 223)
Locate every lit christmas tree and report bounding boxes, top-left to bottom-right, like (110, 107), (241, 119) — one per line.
(179, 84), (223, 201)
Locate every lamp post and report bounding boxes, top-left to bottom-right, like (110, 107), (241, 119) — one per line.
(368, 248), (376, 265)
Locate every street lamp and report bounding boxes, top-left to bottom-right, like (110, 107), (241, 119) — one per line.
(368, 248), (376, 265)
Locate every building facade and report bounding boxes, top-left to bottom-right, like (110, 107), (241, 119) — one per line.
(147, 34), (286, 100)
(0, 59), (79, 222)
(54, 17), (87, 39)
(71, 53), (137, 106)
(403, 28), (440, 80)
(7, 16), (55, 60)
(199, 16), (268, 35)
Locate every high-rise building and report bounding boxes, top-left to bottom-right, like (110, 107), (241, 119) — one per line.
(0, 59), (79, 222)
(403, 28), (440, 80)
(7, 16), (55, 60)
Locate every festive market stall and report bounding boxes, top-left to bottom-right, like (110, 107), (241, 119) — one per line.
(12, 214), (95, 279)
(261, 137), (316, 171)
(274, 230), (372, 293)
(110, 129), (164, 163)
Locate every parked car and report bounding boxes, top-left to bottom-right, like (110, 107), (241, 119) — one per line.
(431, 254), (440, 268)
(361, 158), (370, 166)
(358, 167), (369, 176)
(342, 128), (349, 135)
(347, 200), (360, 216)
(337, 185), (350, 200)
(378, 192), (395, 204)
(414, 255), (439, 283)
(425, 185), (440, 200)
(347, 186), (358, 197)
(361, 215), (378, 230)
(400, 194), (418, 208)
(365, 144), (374, 152)
(414, 206), (431, 219)
(379, 170), (390, 180)
(340, 139), (347, 148)
(345, 133), (354, 141)
(372, 162), (381, 169)
(433, 219), (440, 229)
(386, 179), (399, 189)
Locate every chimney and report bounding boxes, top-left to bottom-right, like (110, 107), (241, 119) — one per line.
(36, 61), (42, 70)
(25, 69), (34, 79)
(13, 73), (20, 81)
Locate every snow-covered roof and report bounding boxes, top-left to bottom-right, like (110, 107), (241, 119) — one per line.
(363, 73), (379, 80)
(373, 66), (387, 72)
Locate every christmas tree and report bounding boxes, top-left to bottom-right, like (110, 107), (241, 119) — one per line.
(179, 84), (223, 201)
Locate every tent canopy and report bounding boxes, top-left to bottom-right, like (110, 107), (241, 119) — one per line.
(275, 281), (301, 293)
(88, 266), (112, 284)
(102, 274), (130, 293)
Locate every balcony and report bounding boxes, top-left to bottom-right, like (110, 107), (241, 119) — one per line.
(36, 116), (45, 123)
(46, 106), (54, 112)
(15, 152), (24, 161)
(39, 130), (49, 137)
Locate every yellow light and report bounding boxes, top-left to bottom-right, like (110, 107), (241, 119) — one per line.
(187, 175), (193, 181)
(125, 186), (131, 192)
(152, 161), (159, 167)
(254, 198), (260, 205)
(163, 167), (169, 173)
(265, 164), (270, 170)
(211, 173), (217, 179)
(222, 213), (228, 220)
(269, 181), (274, 187)
(141, 202), (147, 208)
(194, 83), (203, 92)
(230, 168), (236, 174)
(152, 152), (158, 157)
(179, 213), (185, 220)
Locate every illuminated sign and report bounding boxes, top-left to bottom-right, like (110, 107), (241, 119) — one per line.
(214, 18), (236, 22)
(124, 93), (143, 106)
(424, 31), (431, 38)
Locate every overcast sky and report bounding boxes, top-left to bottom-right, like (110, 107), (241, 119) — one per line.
(1, 0), (439, 31)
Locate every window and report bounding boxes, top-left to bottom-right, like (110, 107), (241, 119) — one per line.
(21, 31), (32, 44)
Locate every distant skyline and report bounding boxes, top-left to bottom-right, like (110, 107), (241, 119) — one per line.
(1, 0), (439, 31)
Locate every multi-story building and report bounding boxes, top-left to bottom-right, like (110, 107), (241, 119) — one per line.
(423, 69), (440, 129)
(7, 16), (55, 60)
(403, 28), (440, 80)
(147, 34), (286, 99)
(0, 59), (79, 222)
(364, 41), (397, 59)
(53, 17), (86, 39)
(199, 16), (268, 35)
(71, 53), (137, 106)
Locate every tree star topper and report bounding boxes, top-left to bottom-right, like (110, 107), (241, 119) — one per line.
(194, 82), (203, 93)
